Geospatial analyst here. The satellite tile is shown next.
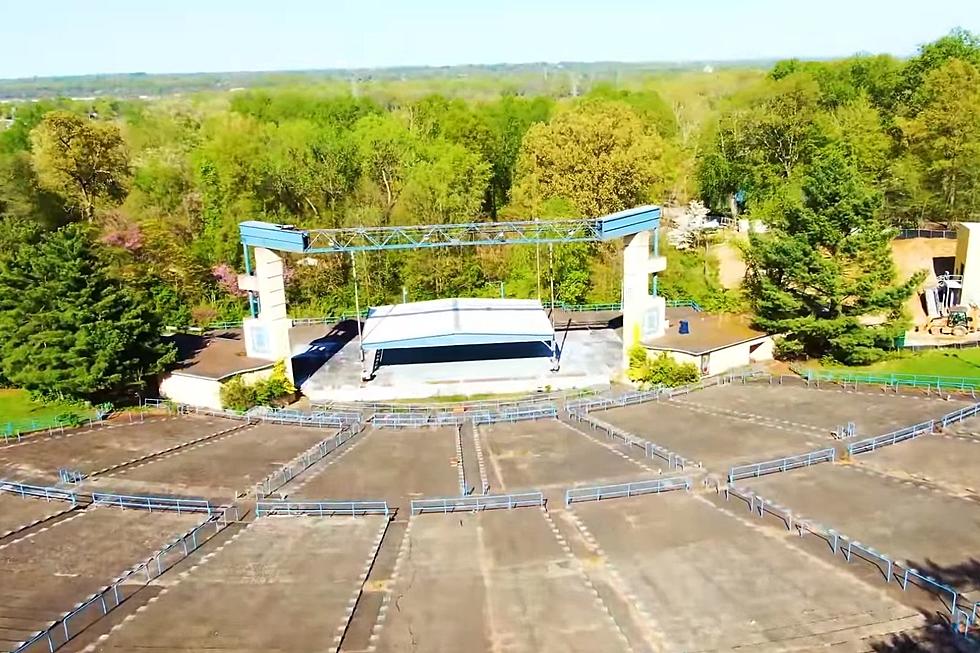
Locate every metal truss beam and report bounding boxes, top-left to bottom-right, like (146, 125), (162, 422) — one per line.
(303, 219), (603, 253)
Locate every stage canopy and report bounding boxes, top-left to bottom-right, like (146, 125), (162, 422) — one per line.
(360, 298), (555, 353)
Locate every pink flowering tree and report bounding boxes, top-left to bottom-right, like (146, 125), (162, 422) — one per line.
(100, 223), (144, 252)
(211, 263), (247, 297)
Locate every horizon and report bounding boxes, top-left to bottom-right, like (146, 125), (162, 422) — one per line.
(0, 0), (977, 80)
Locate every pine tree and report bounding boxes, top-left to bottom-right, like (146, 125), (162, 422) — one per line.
(0, 224), (175, 401)
(745, 146), (923, 364)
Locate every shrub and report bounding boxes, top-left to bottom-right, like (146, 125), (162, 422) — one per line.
(626, 344), (699, 389)
(55, 411), (84, 427)
(219, 376), (258, 412)
(220, 360), (296, 411)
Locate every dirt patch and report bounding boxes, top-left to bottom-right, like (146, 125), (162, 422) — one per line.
(890, 238), (956, 327)
(710, 240), (746, 289)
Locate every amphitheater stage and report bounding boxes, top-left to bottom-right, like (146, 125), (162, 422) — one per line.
(291, 315), (621, 402)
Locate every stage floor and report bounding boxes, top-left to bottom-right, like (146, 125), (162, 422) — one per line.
(292, 323), (621, 401)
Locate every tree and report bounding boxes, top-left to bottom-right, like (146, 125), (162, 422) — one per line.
(398, 140), (491, 298)
(697, 73), (821, 213)
(512, 100), (670, 216)
(902, 59), (980, 224)
(353, 114), (420, 218)
(478, 95), (553, 216)
(0, 224), (175, 401)
(30, 111), (130, 222)
(898, 28), (980, 113)
(744, 147), (922, 364)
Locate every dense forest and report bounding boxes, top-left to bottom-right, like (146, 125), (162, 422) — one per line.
(1, 29), (978, 401)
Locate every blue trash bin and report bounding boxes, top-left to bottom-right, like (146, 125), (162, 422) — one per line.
(679, 320), (689, 335)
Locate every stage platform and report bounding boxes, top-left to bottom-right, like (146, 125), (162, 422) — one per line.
(292, 322), (620, 402)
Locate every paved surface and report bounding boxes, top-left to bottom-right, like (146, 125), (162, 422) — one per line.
(480, 420), (649, 492)
(853, 432), (980, 493)
(285, 427), (460, 511)
(374, 509), (627, 653)
(602, 401), (828, 470)
(571, 493), (923, 652)
(0, 494), (74, 539)
(88, 424), (329, 501)
(298, 327), (621, 402)
(0, 416), (236, 482)
(0, 507), (203, 650)
(679, 382), (970, 437)
(80, 516), (387, 653)
(744, 463), (980, 591)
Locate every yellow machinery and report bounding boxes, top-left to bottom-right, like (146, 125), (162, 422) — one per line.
(925, 304), (980, 336)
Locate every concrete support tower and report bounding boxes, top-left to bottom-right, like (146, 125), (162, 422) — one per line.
(237, 246), (294, 380)
(621, 227), (667, 364)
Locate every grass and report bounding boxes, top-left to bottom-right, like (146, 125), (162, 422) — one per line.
(0, 389), (91, 425)
(815, 348), (980, 378)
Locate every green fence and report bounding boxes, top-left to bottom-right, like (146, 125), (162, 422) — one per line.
(804, 369), (980, 391)
(1, 402), (111, 442)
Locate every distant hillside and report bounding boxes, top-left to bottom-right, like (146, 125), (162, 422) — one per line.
(0, 60), (775, 100)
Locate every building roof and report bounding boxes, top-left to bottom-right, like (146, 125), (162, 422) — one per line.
(166, 333), (273, 381)
(643, 308), (768, 356)
(360, 298), (555, 351)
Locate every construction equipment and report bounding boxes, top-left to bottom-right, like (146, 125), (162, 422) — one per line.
(924, 304), (980, 336)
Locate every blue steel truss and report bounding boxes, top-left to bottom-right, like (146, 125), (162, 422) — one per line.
(239, 205), (661, 254)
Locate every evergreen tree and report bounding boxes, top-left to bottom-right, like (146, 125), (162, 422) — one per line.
(744, 147), (923, 364)
(0, 224), (175, 401)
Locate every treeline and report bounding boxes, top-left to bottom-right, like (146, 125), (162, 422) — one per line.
(698, 29), (980, 363)
(0, 60), (758, 101)
(0, 30), (978, 401)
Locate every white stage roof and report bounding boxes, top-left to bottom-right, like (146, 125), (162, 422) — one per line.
(360, 298), (555, 351)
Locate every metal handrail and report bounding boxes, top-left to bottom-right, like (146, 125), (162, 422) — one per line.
(255, 500), (389, 517)
(91, 492), (213, 515)
(410, 491), (545, 515)
(728, 448), (835, 483)
(565, 476), (692, 505)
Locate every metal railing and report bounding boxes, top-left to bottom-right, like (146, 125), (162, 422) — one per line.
(260, 408), (361, 427)
(253, 423), (361, 498)
(57, 468), (85, 484)
(728, 448), (836, 483)
(91, 492), (213, 515)
(3, 415), (102, 444)
(12, 510), (233, 653)
(567, 410), (696, 469)
(833, 422), (856, 440)
(565, 476), (692, 505)
(161, 401), (360, 429)
(373, 412), (431, 428)
(0, 480), (79, 504)
(410, 491), (545, 515)
(565, 371), (769, 415)
(939, 402), (980, 428)
(471, 405), (558, 424)
(804, 369), (980, 392)
(313, 390), (595, 415)
(847, 419), (936, 456)
(896, 228), (957, 239)
(255, 500), (390, 517)
(724, 485), (965, 624)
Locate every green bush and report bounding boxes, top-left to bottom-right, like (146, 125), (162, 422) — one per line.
(219, 360), (296, 411)
(55, 411), (84, 427)
(219, 376), (258, 412)
(626, 344), (699, 389)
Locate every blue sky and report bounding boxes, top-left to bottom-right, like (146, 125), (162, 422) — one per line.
(2, 0), (978, 79)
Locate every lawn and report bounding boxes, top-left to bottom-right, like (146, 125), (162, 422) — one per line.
(819, 348), (980, 378)
(0, 389), (91, 425)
